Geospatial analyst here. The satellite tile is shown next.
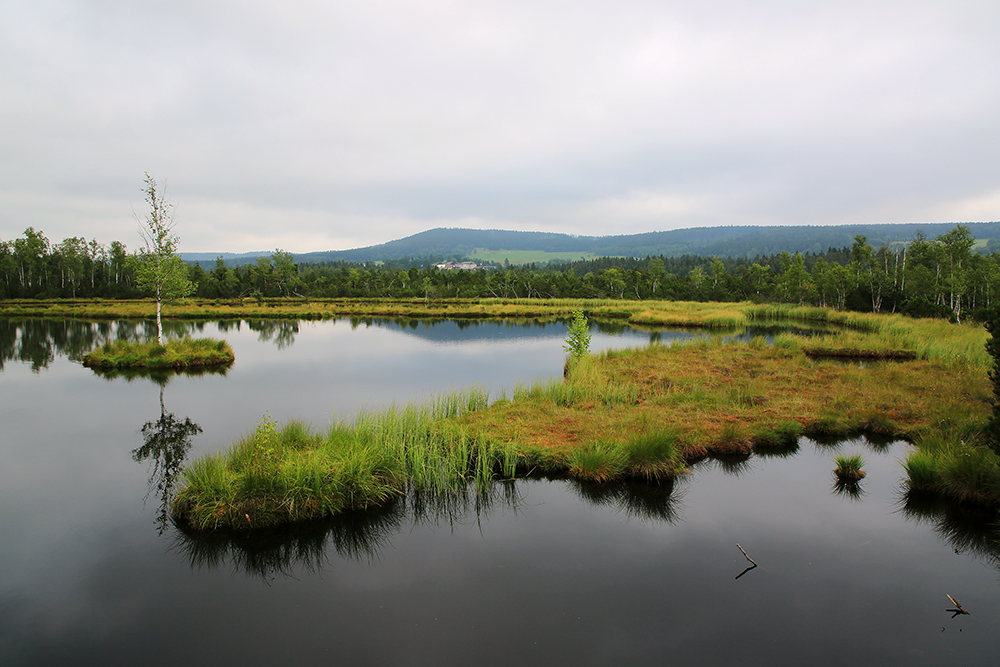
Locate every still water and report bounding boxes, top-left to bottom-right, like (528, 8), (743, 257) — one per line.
(1, 318), (997, 665)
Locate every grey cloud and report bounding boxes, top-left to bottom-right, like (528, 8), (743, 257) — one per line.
(2, 0), (999, 251)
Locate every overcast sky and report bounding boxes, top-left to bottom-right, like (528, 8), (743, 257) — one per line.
(2, 1), (999, 253)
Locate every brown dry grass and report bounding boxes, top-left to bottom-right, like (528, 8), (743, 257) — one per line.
(454, 339), (991, 464)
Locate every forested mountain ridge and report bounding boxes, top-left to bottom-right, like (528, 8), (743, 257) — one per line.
(180, 222), (1000, 266)
(2, 223), (998, 324)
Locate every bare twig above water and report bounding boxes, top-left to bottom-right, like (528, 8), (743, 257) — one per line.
(946, 594), (970, 617)
(734, 543), (758, 580)
(736, 543), (758, 566)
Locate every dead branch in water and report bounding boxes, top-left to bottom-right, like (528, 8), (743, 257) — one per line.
(734, 543), (758, 580)
(736, 543), (758, 566)
(946, 594), (970, 617)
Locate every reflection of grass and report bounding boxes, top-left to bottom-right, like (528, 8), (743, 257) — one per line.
(172, 481), (530, 580)
(833, 478), (865, 500)
(900, 489), (1000, 568)
(90, 364), (230, 382)
(81, 337), (234, 370)
(565, 477), (682, 524)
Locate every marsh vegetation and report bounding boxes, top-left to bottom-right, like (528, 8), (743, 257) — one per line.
(170, 305), (1000, 530)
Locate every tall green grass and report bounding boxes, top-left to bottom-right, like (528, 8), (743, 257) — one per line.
(905, 437), (1000, 505)
(566, 428), (685, 483)
(172, 389), (520, 530)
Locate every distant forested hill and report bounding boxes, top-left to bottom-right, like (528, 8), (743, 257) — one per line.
(182, 222), (1000, 266)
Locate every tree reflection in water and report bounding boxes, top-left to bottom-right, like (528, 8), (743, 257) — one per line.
(132, 377), (203, 534)
(0, 318), (203, 371)
(86, 365), (220, 534)
(247, 318), (298, 349)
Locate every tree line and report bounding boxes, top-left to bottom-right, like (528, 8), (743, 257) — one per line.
(1, 223), (993, 322)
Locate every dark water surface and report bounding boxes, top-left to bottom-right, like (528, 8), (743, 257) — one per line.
(1, 318), (997, 665)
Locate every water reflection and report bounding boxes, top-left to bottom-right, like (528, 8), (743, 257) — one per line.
(247, 318), (299, 349)
(173, 502), (403, 582)
(171, 482), (525, 582)
(169, 477), (686, 581)
(90, 364), (230, 383)
(0, 318), (202, 371)
(708, 453), (755, 477)
(754, 441), (802, 459)
(832, 479), (866, 501)
(899, 490), (1000, 571)
(0, 317), (304, 373)
(565, 477), (682, 523)
(0, 317), (838, 373)
(132, 378), (203, 534)
(734, 543), (760, 580)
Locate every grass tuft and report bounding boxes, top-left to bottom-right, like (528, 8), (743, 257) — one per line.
(567, 440), (628, 483)
(833, 453), (867, 481)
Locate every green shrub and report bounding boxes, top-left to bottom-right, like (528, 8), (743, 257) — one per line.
(563, 309), (591, 360)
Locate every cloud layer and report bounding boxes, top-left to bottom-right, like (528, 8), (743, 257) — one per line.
(2, 0), (999, 252)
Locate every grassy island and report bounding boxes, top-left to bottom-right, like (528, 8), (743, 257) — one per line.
(169, 306), (1000, 531)
(81, 337), (234, 370)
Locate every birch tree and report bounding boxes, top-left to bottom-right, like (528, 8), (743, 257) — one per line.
(134, 174), (193, 345)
